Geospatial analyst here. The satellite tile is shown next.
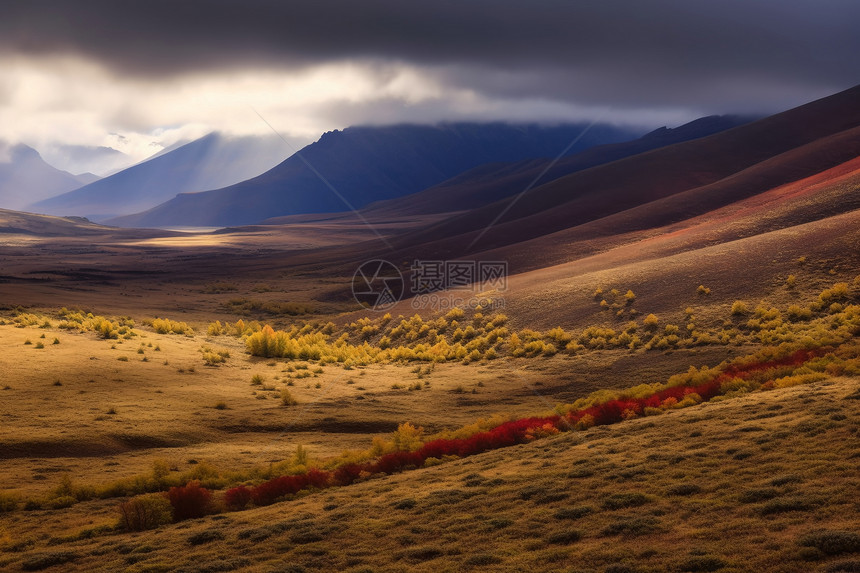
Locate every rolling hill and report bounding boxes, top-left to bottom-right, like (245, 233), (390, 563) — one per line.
(31, 133), (291, 221)
(3, 369), (857, 572)
(108, 122), (642, 228)
(0, 208), (183, 240)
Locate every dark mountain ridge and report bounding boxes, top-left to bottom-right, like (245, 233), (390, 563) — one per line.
(108, 122), (642, 227)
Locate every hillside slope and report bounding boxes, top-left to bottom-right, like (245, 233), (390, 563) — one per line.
(378, 84), (860, 261)
(260, 125), (860, 314)
(356, 114), (752, 218)
(3, 376), (857, 572)
(485, 150), (860, 275)
(109, 122), (641, 227)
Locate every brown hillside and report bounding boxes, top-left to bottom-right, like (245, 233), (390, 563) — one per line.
(378, 85), (860, 261)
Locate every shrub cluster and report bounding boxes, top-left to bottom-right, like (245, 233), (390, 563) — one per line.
(96, 335), (857, 523)
(56, 308), (136, 339)
(208, 319), (264, 337)
(149, 317), (193, 335)
(117, 493), (173, 531)
(224, 281), (860, 366)
(222, 298), (314, 316)
(250, 469), (332, 506)
(223, 339), (853, 515)
(199, 345), (230, 365)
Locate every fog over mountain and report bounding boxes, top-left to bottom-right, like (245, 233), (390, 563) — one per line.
(33, 132), (290, 220)
(0, 142), (95, 211)
(2, 1), (858, 167)
(38, 143), (132, 177)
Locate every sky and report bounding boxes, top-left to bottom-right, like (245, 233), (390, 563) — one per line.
(1, 0), (858, 174)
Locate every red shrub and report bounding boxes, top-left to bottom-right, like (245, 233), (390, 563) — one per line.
(370, 451), (424, 474)
(458, 431), (496, 456)
(722, 349), (819, 379)
(252, 475), (304, 506)
(691, 380), (722, 400)
(591, 400), (631, 425)
(333, 463), (367, 486)
(249, 481), (278, 506)
(419, 438), (464, 459)
(223, 485), (252, 511)
(305, 468), (332, 489)
(250, 470), (334, 506)
(168, 481), (213, 521)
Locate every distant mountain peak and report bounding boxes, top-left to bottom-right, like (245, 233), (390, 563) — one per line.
(31, 132), (292, 221)
(0, 142), (90, 210)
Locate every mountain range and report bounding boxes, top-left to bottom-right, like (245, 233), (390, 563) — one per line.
(108, 122), (642, 227)
(18, 117), (753, 229)
(383, 81), (860, 268)
(350, 114), (752, 219)
(1, 85), (858, 329)
(9, 84), (860, 277)
(0, 143), (97, 211)
(223, 83), (860, 311)
(38, 143), (131, 177)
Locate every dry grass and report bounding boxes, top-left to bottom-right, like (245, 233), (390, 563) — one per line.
(0, 316), (733, 499)
(0, 376), (856, 572)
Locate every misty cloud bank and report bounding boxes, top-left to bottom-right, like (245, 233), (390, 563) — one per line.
(0, 0), (857, 169)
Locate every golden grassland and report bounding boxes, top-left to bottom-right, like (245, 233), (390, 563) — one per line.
(0, 273), (858, 572)
(0, 314), (740, 500)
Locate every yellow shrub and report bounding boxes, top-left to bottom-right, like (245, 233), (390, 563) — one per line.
(151, 318), (193, 335)
(643, 314), (659, 331)
(731, 300), (749, 315)
(772, 372), (827, 388)
(392, 423), (424, 452)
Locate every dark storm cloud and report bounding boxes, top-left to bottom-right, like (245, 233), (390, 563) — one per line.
(1, 0), (858, 112)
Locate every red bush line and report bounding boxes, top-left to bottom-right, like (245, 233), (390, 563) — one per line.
(721, 348), (822, 378)
(566, 349), (823, 427)
(231, 350), (823, 510)
(249, 468), (332, 506)
(567, 379), (723, 427)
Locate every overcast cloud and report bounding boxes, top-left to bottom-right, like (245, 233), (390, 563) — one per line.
(1, 0), (858, 171)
